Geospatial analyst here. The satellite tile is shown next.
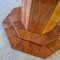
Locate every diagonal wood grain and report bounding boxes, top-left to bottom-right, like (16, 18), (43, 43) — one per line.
(3, 7), (60, 45)
(21, 0), (59, 35)
(3, 16), (60, 59)
(2, 7), (60, 59)
(42, 1), (60, 34)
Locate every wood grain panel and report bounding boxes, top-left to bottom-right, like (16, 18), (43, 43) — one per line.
(21, 0), (59, 34)
(2, 7), (60, 59)
(3, 7), (60, 46)
(42, 1), (60, 34)
(3, 17), (60, 59)
(21, 0), (32, 29)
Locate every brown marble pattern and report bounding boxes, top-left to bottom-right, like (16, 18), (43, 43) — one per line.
(2, 7), (60, 59)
